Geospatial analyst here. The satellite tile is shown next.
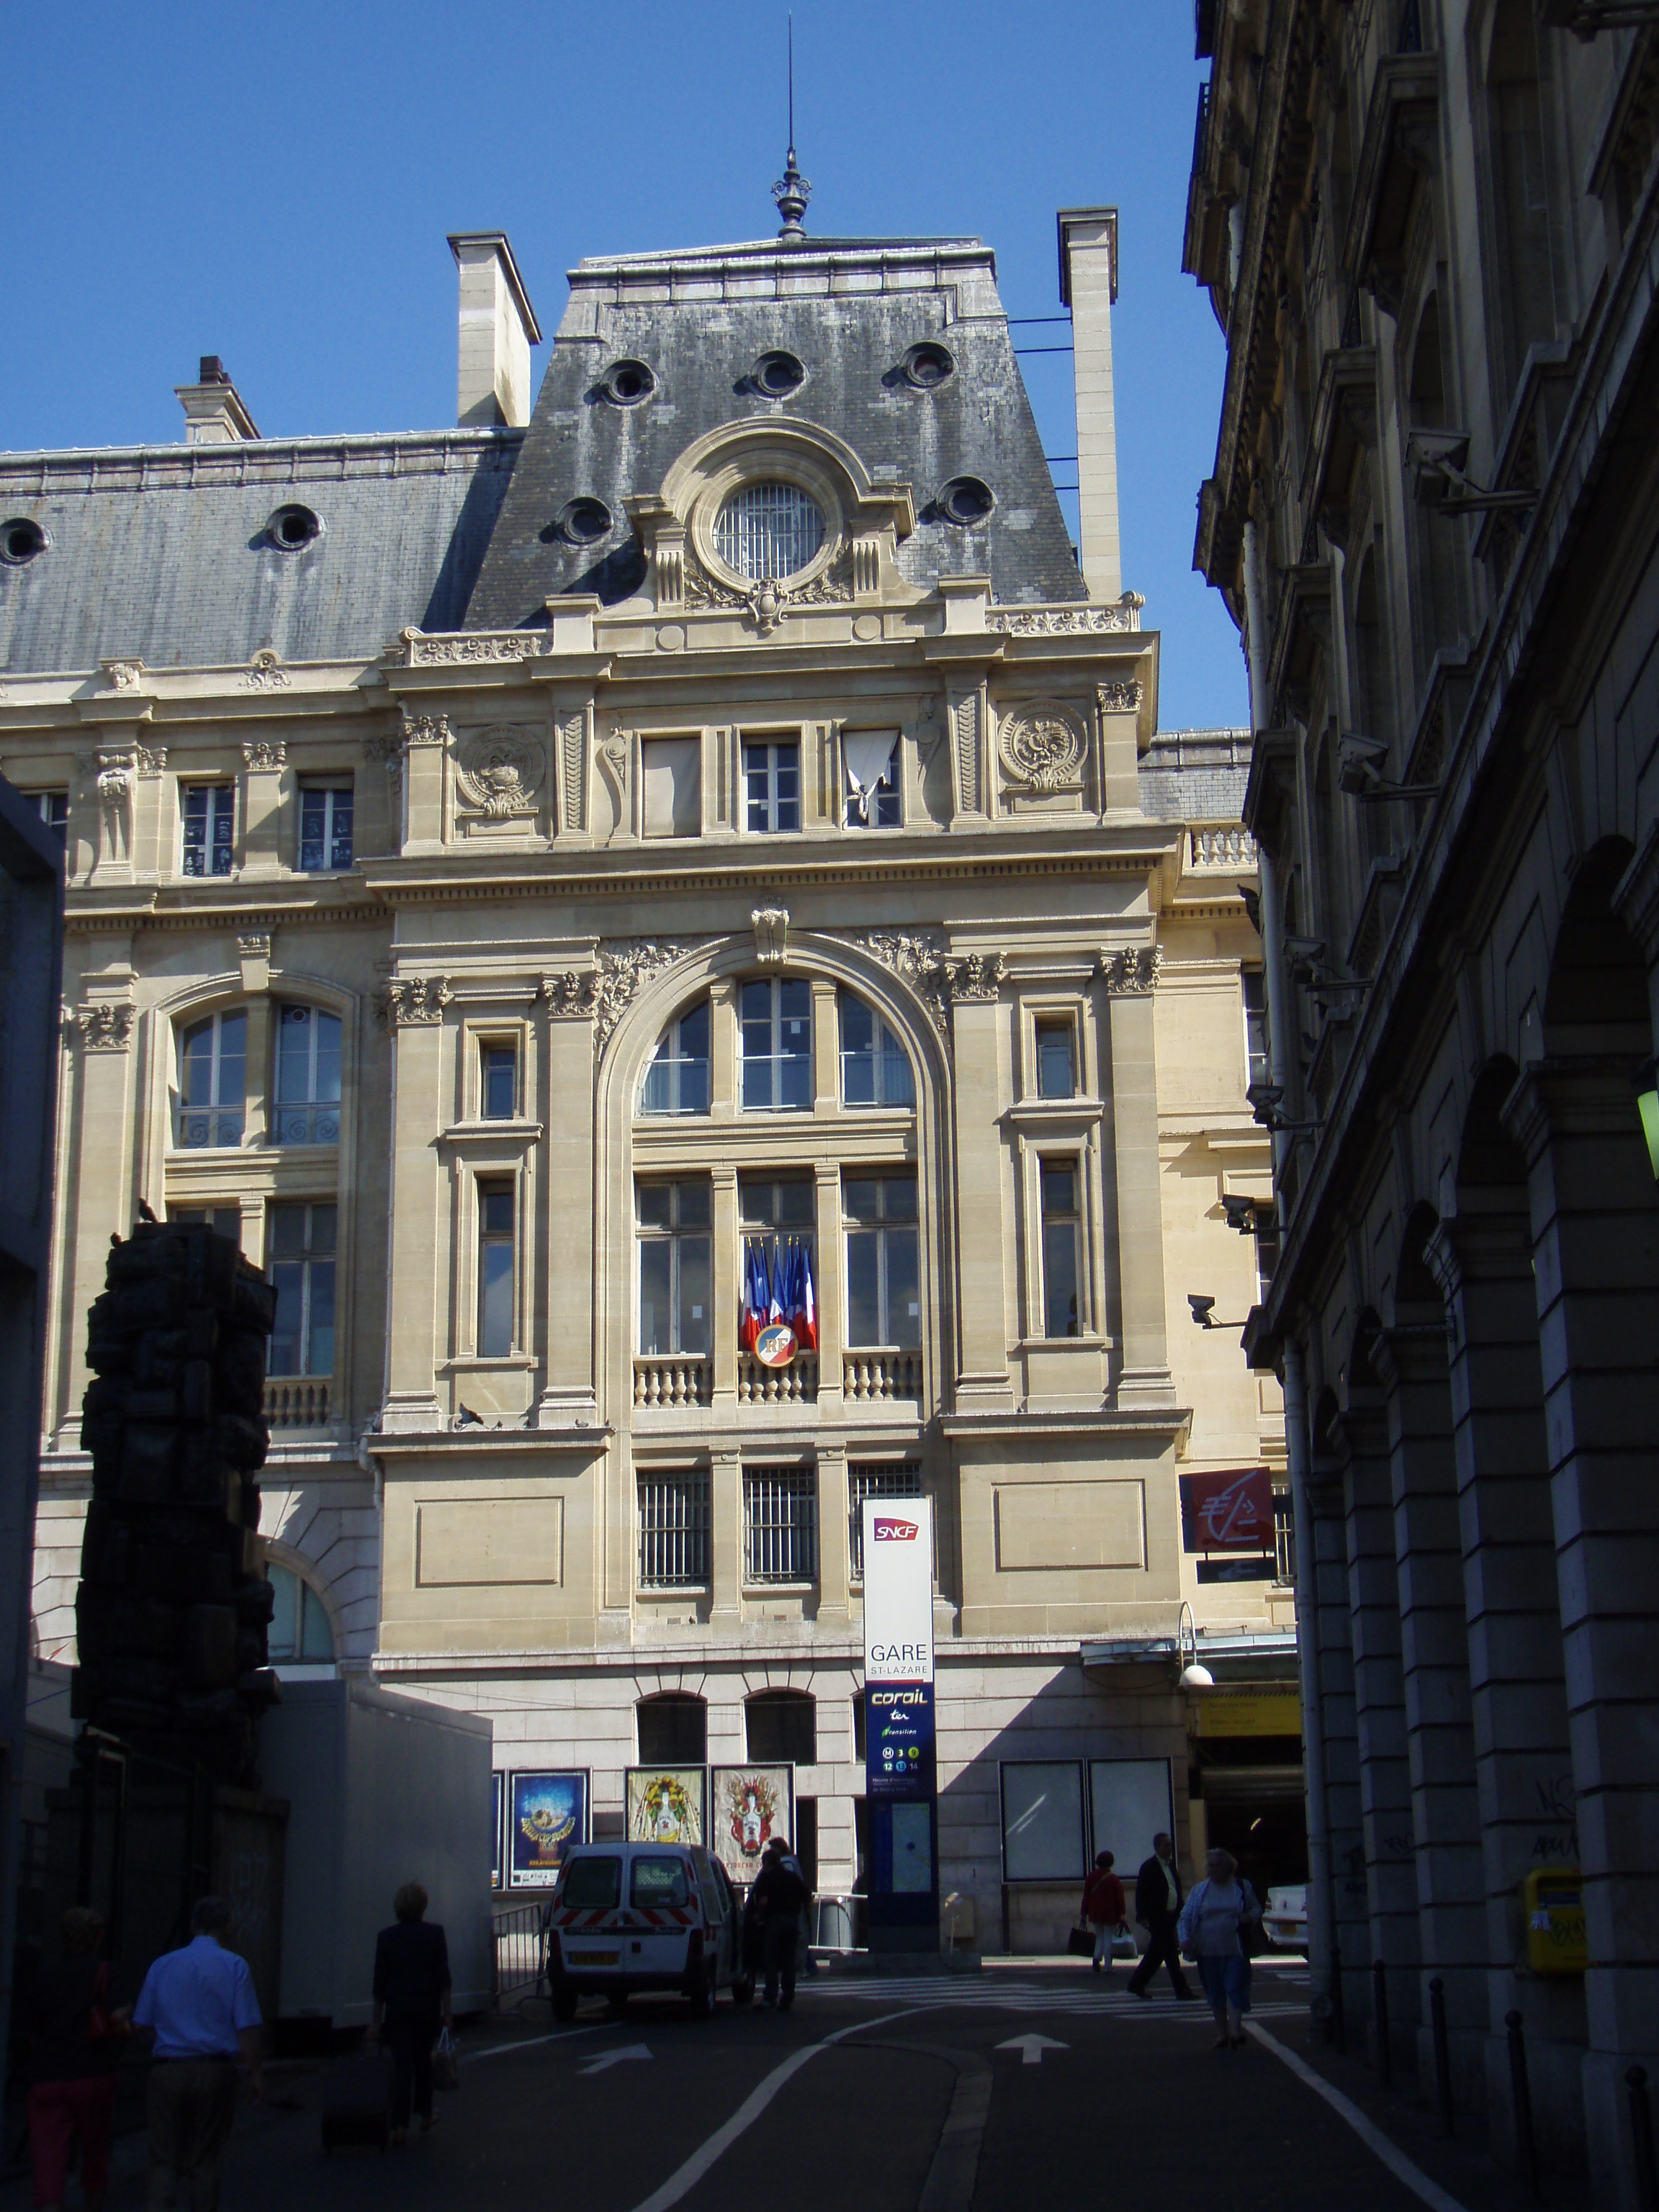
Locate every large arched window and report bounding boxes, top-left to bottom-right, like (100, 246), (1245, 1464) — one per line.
(642, 999), (711, 1116)
(273, 1002), (342, 1144)
(745, 1689), (816, 1764)
(838, 992), (914, 1107)
(637, 1691), (707, 1765)
(267, 1561), (336, 1665)
(176, 1010), (246, 1148)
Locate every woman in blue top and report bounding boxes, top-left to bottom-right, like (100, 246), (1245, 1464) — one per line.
(1177, 1847), (1263, 2049)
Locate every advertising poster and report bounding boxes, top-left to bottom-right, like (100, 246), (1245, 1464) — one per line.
(867, 1684), (935, 1799)
(507, 1771), (588, 1890)
(492, 1771), (504, 1890)
(626, 1766), (706, 1846)
(710, 1766), (793, 1886)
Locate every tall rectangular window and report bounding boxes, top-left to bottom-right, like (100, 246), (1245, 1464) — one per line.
(298, 783), (354, 873)
(269, 1202), (336, 1376)
(273, 1003), (342, 1144)
(482, 1041), (518, 1121)
(637, 1470), (711, 1588)
(844, 1174), (920, 1348)
(477, 1179), (516, 1357)
(1035, 1018), (1076, 1100)
(641, 1000), (711, 1116)
(848, 1462), (923, 1580)
(181, 783), (234, 877)
(31, 792), (68, 841)
(743, 741), (800, 833)
(1243, 969), (1271, 1092)
(839, 994), (914, 1107)
(637, 1180), (711, 1356)
(744, 1465), (818, 1584)
(176, 1011), (246, 1148)
(740, 1174), (815, 1318)
(843, 733), (901, 828)
(1040, 1161), (1082, 1338)
(740, 978), (811, 1111)
(642, 737), (701, 837)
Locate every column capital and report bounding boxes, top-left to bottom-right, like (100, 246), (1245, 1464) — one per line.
(1502, 1055), (1646, 1166)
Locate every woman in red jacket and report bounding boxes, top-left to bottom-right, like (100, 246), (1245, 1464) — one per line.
(1080, 1851), (1128, 1973)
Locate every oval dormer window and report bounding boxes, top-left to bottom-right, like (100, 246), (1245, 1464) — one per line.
(714, 482), (825, 580)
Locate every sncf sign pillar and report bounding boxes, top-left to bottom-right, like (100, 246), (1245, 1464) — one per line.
(862, 1498), (938, 1952)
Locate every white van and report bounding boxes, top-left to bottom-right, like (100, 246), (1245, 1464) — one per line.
(544, 1843), (752, 2018)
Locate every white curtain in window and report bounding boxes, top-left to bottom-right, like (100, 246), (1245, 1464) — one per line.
(843, 732), (898, 822)
(642, 737), (702, 837)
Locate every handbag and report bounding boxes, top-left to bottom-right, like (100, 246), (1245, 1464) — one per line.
(1066, 1923), (1096, 1958)
(432, 2027), (459, 2092)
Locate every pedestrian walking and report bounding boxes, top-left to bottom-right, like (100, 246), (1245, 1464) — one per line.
(27, 1907), (129, 2212)
(131, 1894), (262, 2212)
(1079, 1851), (1127, 1973)
(748, 1837), (809, 2012)
(1177, 1846), (1264, 2048)
(1128, 1831), (1195, 2001)
(368, 1883), (452, 2146)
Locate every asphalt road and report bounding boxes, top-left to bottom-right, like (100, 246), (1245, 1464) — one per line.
(0, 1964), (1457, 2211)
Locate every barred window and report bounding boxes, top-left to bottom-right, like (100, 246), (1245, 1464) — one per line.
(638, 1470), (710, 1589)
(849, 1462), (923, 1581)
(744, 1465), (818, 1584)
(714, 482), (825, 580)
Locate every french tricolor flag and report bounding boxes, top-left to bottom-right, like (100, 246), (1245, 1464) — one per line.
(765, 1243), (786, 1328)
(792, 1241), (818, 1353)
(739, 1242), (763, 1353)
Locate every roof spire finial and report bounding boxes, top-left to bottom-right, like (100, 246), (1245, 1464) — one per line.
(771, 14), (811, 244)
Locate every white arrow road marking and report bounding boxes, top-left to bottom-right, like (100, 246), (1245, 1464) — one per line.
(994, 2033), (1070, 2067)
(579, 2044), (654, 2076)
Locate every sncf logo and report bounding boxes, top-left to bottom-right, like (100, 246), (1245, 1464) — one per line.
(873, 1519), (919, 1542)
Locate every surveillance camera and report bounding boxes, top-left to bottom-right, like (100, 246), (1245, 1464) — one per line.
(1337, 732), (1390, 796)
(1406, 428), (1473, 508)
(1246, 1082), (1285, 1129)
(1221, 1194), (1256, 1233)
(1187, 1294), (1216, 1326)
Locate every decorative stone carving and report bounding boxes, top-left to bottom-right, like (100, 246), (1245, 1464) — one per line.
(454, 727), (544, 819)
(400, 712), (450, 749)
(683, 552), (853, 633)
(1096, 680), (1143, 716)
(752, 908), (789, 965)
(95, 750), (135, 814)
(560, 712), (587, 832)
(997, 703), (1086, 794)
(914, 693), (945, 770)
(1100, 945), (1164, 994)
(73, 1002), (136, 1052)
(401, 627), (543, 665)
(951, 693), (981, 813)
(947, 951), (1004, 1000)
(134, 745), (168, 776)
(237, 932), (271, 961)
(590, 940), (704, 1054)
(852, 929), (950, 1036)
(597, 731), (630, 838)
(241, 739), (287, 771)
(240, 649), (290, 692)
(385, 976), (452, 1027)
(99, 657), (146, 693)
(541, 971), (598, 1019)
(987, 599), (1140, 634)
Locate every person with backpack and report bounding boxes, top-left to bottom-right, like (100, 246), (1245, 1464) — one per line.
(1177, 1846), (1264, 2048)
(1079, 1851), (1128, 1972)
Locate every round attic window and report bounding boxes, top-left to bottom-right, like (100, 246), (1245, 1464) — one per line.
(267, 504), (322, 552)
(714, 482), (825, 580)
(938, 475), (994, 527)
(1, 517), (48, 566)
(753, 350), (806, 399)
(903, 342), (956, 390)
(601, 359), (656, 407)
(557, 497), (613, 546)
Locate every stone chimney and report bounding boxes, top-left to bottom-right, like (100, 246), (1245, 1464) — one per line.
(175, 356), (260, 445)
(1057, 208), (1121, 604)
(447, 233), (541, 429)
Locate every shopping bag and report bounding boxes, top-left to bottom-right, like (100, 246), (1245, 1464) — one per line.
(432, 2027), (460, 2092)
(1066, 1923), (1096, 1958)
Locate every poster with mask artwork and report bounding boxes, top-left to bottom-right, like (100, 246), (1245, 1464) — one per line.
(626, 1766), (706, 1847)
(711, 1766), (793, 1887)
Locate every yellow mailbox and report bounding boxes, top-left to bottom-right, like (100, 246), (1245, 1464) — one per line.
(1524, 1868), (1587, 1976)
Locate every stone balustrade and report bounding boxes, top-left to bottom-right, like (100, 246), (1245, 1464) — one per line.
(1188, 822), (1258, 873)
(632, 1357), (713, 1408)
(264, 1377), (331, 1430)
(737, 1354), (817, 1405)
(842, 1349), (922, 1402)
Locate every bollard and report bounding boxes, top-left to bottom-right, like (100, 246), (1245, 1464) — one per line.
(1429, 1975), (1455, 2138)
(1375, 1960), (1392, 2090)
(1329, 1937), (1346, 2054)
(1505, 2010), (1542, 2204)
(1630, 2067), (1659, 2212)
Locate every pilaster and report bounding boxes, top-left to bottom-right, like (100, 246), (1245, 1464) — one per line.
(401, 714), (449, 856)
(711, 1166), (739, 1415)
(710, 1446), (742, 1627)
(379, 998), (446, 1432)
(536, 992), (599, 1424)
(813, 1161), (844, 1414)
(240, 741), (287, 881)
(947, 997), (1012, 1407)
(816, 1442), (850, 1627)
(1105, 978), (1174, 1406)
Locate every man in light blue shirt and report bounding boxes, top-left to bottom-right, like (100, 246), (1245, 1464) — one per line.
(132, 1896), (262, 2210)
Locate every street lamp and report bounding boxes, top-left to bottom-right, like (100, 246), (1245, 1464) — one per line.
(1177, 1601), (1213, 1689)
(1634, 1056), (1659, 1181)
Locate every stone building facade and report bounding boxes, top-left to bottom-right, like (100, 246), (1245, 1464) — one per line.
(1186, 1), (1659, 2200)
(2, 204), (1286, 1960)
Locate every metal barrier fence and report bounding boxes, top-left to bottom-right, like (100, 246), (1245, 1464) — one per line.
(493, 1902), (546, 2006)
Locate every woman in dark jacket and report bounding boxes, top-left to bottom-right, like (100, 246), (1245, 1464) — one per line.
(369, 1884), (451, 2144)
(29, 1907), (128, 2211)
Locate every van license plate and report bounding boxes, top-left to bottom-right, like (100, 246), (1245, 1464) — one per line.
(572, 1950), (620, 1966)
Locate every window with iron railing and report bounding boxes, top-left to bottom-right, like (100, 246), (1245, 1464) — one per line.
(176, 1010), (246, 1148)
(849, 1462), (923, 1581)
(744, 1465), (818, 1584)
(637, 1470), (711, 1589)
(273, 1004), (342, 1144)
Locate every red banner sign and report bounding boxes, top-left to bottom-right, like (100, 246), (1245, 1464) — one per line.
(1180, 1467), (1274, 1552)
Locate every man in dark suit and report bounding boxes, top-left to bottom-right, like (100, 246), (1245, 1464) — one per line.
(369, 1883), (452, 2141)
(1128, 1832), (1195, 2000)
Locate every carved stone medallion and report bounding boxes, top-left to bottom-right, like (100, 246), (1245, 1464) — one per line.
(455, 727), (544, 819)
(997, 703), (1086, 795)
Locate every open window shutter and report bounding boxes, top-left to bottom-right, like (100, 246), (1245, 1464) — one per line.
(642, 738), (701, 837)
(843, 732), (899, 819)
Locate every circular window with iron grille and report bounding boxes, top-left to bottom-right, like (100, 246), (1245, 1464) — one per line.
(601, 359), (657, 407)
(903, 342), (956, 390)
(938, 476), (994, 527)
(1, 517), (48, 565)
(557, 497), (613, 546)
(753, 350), (806, 399)
(713, 482), (825, 580)
(267, 504), (322, 552)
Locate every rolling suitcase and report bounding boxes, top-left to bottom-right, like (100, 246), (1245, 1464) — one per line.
(320, 2051), (390, 2155)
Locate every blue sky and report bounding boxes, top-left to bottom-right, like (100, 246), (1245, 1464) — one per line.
(3, 1), (1245, 729)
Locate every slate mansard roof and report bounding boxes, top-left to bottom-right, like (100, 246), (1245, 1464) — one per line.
(466, 235), (1085, 627)
(0, 233), (1083, 676)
